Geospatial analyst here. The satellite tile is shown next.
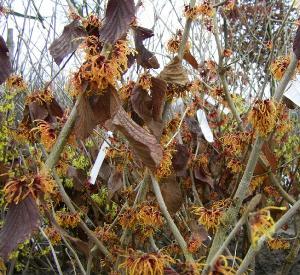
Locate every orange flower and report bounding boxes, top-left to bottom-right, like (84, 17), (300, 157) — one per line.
(6, 75), (27, 91)
(223, 48), (232, 57)
(267, 238), (290, 250)
(226, 158), (244, 173)
(221, 132), (252, 157)
(249, 206), (286, 246)
(270, 56), (290, 80)
(4, 171), (56, 204)
(31, 120), (57, 151)
(119, 80), (135, 101)
(184, 5), (200, 20)
(197, 1), (214, 17)
(192, 199), (231, 232)
(44, 227), (62, 245)
(55, 210), (80, 229)
(138, 72), (152, 90)
(248, 99), (277, 137)
(119, 249), (175, 275)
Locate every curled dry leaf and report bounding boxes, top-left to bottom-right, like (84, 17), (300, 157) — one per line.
(133, 26), (160, 69)
(131, 85), (153, 122)
(75, 86), (120, 139)
(160, 176), (183, 215)
(194, 167), (214, 189)
(131, 77), (167, 140)
(293, 24), (300, 59)
(183, 51), (199, 70)
(151, 77), (167, 122)
(49, 20), (87, 65)
(99, 0), (135, 44)
(107, 169), (123, 199)
(0, 35), (12, 85)
(159, 56), (189, 85)
(112, 107), (163, 170)
(0, 196), (40, 260)
(255, 142), (278, 175)
(172, 144), (189, 172)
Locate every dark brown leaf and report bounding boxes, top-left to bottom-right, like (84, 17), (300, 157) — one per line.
(293, 24), (300, 59)
(185, 117), (202, 136)
(150, 77), (167, 122)
(28, 101), (49, 121)
(172, 144), (189, 172)
(133, 26), (159, 69)
(183, 50), (199, 69)
(159, 56), (189, 85)
(49, 20), (87, 65)
(75, 86), (120, 139)
(160, 177), (183, 215)
(0, 35), (12, 85)
(108, 170), (123, 199)
(0, 196), (40, 260)
(99, 0), (135, 44)
(112, 107), (163, 169)
(130, 78), (166, 140)
(194, 167), (214, 189)
(283, 95), (296, 109)
(131, 85), (153, 122)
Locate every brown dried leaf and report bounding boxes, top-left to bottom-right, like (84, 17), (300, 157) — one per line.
(0, 35), (12, 85)
(75, 86), (120, 139)
(131, 85), (153, 122)
(183, 50), (199, 70)
(99, 0), (135, 44)
(28, 102), (49, 121)
(283, 95), (297, 109)
(133, 26), (159, 69)
(112, 107), (163, 169)
(160, 177), (183, 215)
(150, 77), (167, 122)
(0, 196), (40, 260)
(172, 144), (190, 172)
(194, 167), (214, 189)
(108, 170), (123, 199)
(293, 24), (300, 59)
(159, 56), (189, 85)
(49, 20), (87, 65)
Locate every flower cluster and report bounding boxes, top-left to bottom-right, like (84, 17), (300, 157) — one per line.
(270, 55), (291, 80)
(72, 37), (135, 94)
(31, 120), (57, 151)
(119, 203), (164, 238)
(55, 210), (81, 229)
(6, 75), (27, 91)
(248, 99), (277, 137)
(138, 72), (152, 90)
(267, 238), (290, 250)
(119, 80), (135, 101)
(249, 206), (286, 246)
(249, 175), (266, 192)
(4, 171), (56, 204)
(192, 199), (231, 232)
(44, 227), (62, 245)
(221, 132), (252, 157)
(26, 88), (54, 105)
(166, 30), (190, 54)
(184, 1), (214, 20)
(119, 249), (175, 275)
